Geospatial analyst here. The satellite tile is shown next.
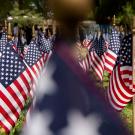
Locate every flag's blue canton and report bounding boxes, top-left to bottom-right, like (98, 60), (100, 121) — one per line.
(0, 32), (7, 53)
(117, 34), (132, 66)
(109, 29), (121, 54)
(24, 40), (42, 67)
(90, 36), (106, 56)
(37, 34), (53, 53)
(0, 44), (26, 87)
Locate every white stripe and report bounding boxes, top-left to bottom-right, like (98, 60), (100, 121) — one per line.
(91, 52), (102, 80)
(37, 60), (42, 72)
(120, 66), (132, 72)
(10, 83), (25, 106)
(105, 62), (114, 71)
(0, 99), (18, 125)
(91, 52), (103, 77)
(121, 74), (132, 80)
(111, 70), (130, 104)
(0, 84), (20, 114)
(33, 65), (40, 77)
(23, 60), (38, 85)
(106, 49), (117, 58)
(79, 62), (84, 69)
(116, 67), (133, 98)
(17, 77), (29, 96)
(105, 55), (116, 64)
(107, 87), (122, 111)
(91, 52), (102, 74)
(23, 70), (32, 85)
(93, 52), (104, 71)
(0, 113), (12, 131)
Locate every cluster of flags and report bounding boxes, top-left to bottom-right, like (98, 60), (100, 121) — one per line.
(0, 32), (52, 133)
(78, 29), (120, 80)
(78, 29), (133, 111)
(0, 26), (133, 133)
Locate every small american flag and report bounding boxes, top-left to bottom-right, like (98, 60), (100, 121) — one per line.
(104, 29), (121, 74)
(0, 43), (33, 132)
(24, 40), (51, 96)
(37, 33), (53, 53)
(90, 35), (107, 80)
(78, 40), (92, 72)
(107, 34), (135, 111)
(8, 40), (24, 58)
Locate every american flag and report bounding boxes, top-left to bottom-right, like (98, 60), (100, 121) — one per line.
(24, 40), (51, 96)
(8, 40), (24, 58)
(82, 39), (92, 50)
(0, 32), (7, 53)
(90, 36), (107, 80)
(37, 33), (53, 53)
(0, 43), (33, 132)
(104, 29), (121, 74)
(78, 40), (92, 72)
(107, 34), (135, 111)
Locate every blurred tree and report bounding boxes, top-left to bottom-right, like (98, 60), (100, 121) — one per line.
(10, 2), (43, 27)
(94, 0), (134, 23)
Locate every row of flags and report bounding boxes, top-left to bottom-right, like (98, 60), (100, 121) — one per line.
(0, 32), (52, 133)
(0, 26), (133, 133)
(78, 29), (133, 111)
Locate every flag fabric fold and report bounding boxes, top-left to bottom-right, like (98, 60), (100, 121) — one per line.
(104, 29), (121, 74)
(107, 34), (134, 111)
(0, 43), (33, 132)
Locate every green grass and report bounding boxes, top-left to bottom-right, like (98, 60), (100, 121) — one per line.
(121, 103), (132, 132)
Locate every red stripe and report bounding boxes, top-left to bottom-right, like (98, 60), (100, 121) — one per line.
(35, 62), (41, 75)
(108, 85), (123, 111)
(6, 86), (23, 109)
(104, 66), (112, 74)
(20, 73), (31, 92)
(0, 121), (10, 133)
(105, 58), (115, 68)
(0, 91), (19, 118)
(44, 53), (49, 63)
(91, 52), (103, 80)
(0, 106), (15, 127)
(39, 57), (44, 70)
(13, 80), (27, 100)
(111, 68), (130, 104)
(105, 51), (117, 61)
(118, 66), (135, 95)
(120, 70), (132, 75)
(26, 68), (34, 82)
(31, 66), (38, 78)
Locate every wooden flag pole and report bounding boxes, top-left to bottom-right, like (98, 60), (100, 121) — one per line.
(32, 25), (35, 38)
(132, 16), (135, 135)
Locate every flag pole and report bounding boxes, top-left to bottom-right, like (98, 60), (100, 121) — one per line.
(32, 24), (35, 38)
(112, 15), (116, 26)
(7, 21), (12, 40)
(132, 16), (135, 135)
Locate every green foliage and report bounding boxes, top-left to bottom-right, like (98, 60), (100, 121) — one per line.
(121, 103), (132, 131)
(10, 2), (43, 27)
(117, 2), (135, 27)
(94, 0), (134, 23)
(103, 71), (109, 88)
